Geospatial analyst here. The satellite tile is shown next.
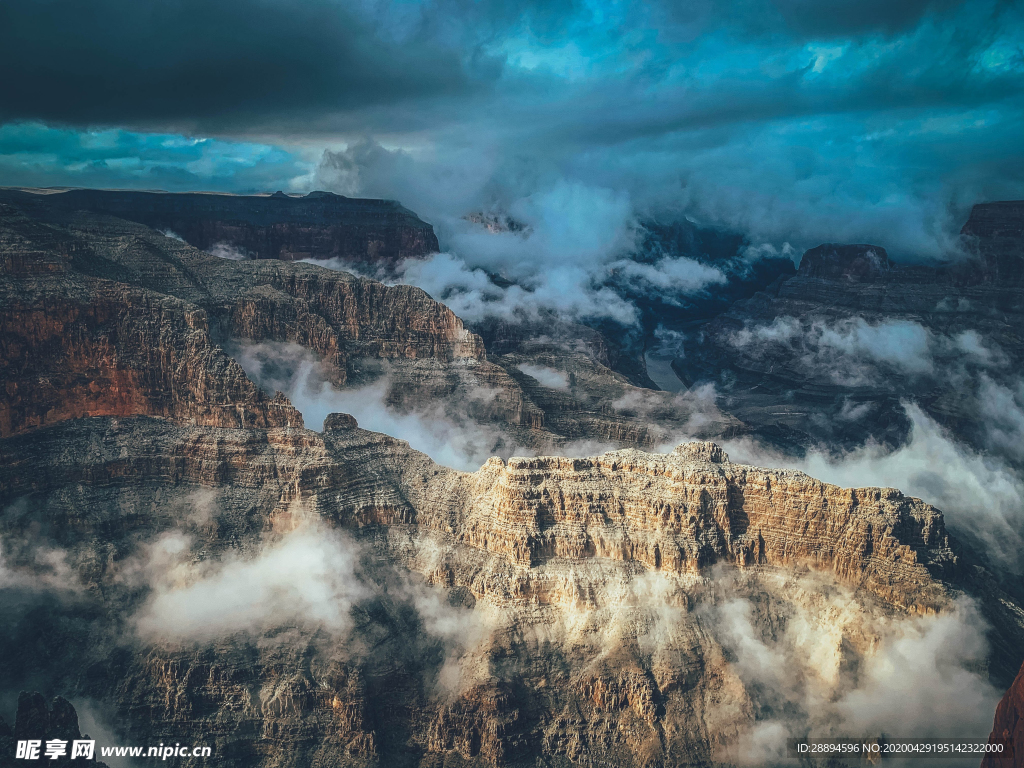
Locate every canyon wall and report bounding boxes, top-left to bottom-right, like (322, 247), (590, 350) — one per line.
(1, 409), (1020, 767)
(983, 659), (1024, 768)
(0, 187), (439, 266)
(0, 199), (730, 452)
(0, 202), (488, 437)
(1, 196), (1022, 767)
(678, 203), (1024, 454)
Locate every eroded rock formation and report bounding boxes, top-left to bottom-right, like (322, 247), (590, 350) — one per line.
(679, 204), (1024, 455)
(984, 660), (1024, 768)
(1, 409), (1020, 767)
(1, 195), (1022, 767)
(0, 694), (109, 768)
(0, 187), (439, 266)
(0, 203), (481, 437)
(0, 198), (732, 453)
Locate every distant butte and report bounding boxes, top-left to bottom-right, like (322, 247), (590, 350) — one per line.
(0, 186), (440, 266)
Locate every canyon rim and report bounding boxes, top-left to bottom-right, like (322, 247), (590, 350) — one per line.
(2, 1), (1024, 766)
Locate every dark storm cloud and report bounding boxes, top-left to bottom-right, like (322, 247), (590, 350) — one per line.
(1, 0), (1021, 259)
(767, 0), (964, 37)
(2, 0), (1011, 136)
(0, 0), (494, 132)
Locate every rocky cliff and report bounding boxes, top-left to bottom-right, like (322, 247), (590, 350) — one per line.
(984, 660), (1024, 768)
(0, 694), (110, 768)
(1, 409), (1019, 767)
(678, 206), (1024, 456)
(961, 200), (1024, 284)
(0, 187), (439, 266)
(0, 202), (487, 437)
(0, 198), (734, 453)
(2, 195), (1022, 767)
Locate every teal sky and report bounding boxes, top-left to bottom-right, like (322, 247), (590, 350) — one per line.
(1, 0), (1021, 256)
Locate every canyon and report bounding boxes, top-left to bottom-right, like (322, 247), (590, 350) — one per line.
(0, 188), (439, 267)
(679, 202), (1024, 458)
(1, 190), (1022, 766)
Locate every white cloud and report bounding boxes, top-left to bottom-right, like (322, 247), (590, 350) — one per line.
(726, 402), (1024, 572)
(517, 363), (569, 389)
(134, 524), (369, 643)
(977, 375), (1024, 462)
(729, 316), (1008, 385)
(730, 317), (936, 378)
(232, 340), (513, 470)
(818, 318), (933, 374)
(231, 339), (725, 471)
(704, 572), (1000, 764)
(608, 255), (726, 301)
(206, 242), (251, 260)
(310, 165), (729, 326)
(0, 539), (81, 593)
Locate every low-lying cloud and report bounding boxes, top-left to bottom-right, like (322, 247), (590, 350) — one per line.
(704, 573), (1000, 764)
(233, 340), (511, 471)
(726, 402), (1024, 573)
(309, 174), (733, 326)
(128, 511), (492, 687)
(516, 363), (569, 390)
(232, 339), (726, 471)
(134, 524), (368, 643)
(0, 538), (82, 594)
(728, 316), (1007, 383)
(206, 242), (251, 260)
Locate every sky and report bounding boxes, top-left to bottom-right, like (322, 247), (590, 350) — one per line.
(1, 0), (1022, 258)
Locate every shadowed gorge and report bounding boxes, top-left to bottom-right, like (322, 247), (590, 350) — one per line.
(1, 198), (1022, 766)
(3, 0), (1024, 760)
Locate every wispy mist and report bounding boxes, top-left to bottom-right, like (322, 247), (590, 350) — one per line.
(726, 403), (1024, 573)
(704, 573), (1000, 763)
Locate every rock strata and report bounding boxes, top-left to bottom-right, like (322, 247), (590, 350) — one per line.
(680, 206), (1024, 455)
(0, 199), (735, 453)
(0, 694), (109, 768)
(0, 187), (439, 266)
(2, 195), (1022, 768)
(0, 408), (1020, 767)
(983, 660), (1024, 768)
(0, 203), (482, 437)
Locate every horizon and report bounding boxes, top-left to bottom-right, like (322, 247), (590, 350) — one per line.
(2, 0), (1022, 263)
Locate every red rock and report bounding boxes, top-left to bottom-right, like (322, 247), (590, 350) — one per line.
(983, 660), (1024, 768)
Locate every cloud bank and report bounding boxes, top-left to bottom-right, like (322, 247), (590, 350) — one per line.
(1, 0), (1020, 259)
(703, 572), (1000, 763)
(727, 402), (1024, 573)
(133, 525), (368, 643)
(728, 315), (1009, 384)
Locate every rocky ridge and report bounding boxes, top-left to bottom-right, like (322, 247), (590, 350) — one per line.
(0, 409), (1019, 766)
(983, 659), (1024, 767)
(1, 195), (1022, 766)
(679, 203), (1024, 455)
(0, 187), (440, 266)
(0, 199), (733, 453)
(0, 202), (491, 437)
(0, 694), (110, 768)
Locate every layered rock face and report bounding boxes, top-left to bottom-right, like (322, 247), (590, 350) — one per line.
(962, 200), (1024, 284)
(0, 187), (439, 266)
(678, 208), (1024, 454)
(983, 660), (1024, 768)
(0, 694), (110, 768)
(434, 442), (956, 611)
(0, 207), (302, 435)
(2, 195), (1022, 767)
(0, 202), (491, 437)
(1, 412), (1020, 767)
(0, 198), (734, 454)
